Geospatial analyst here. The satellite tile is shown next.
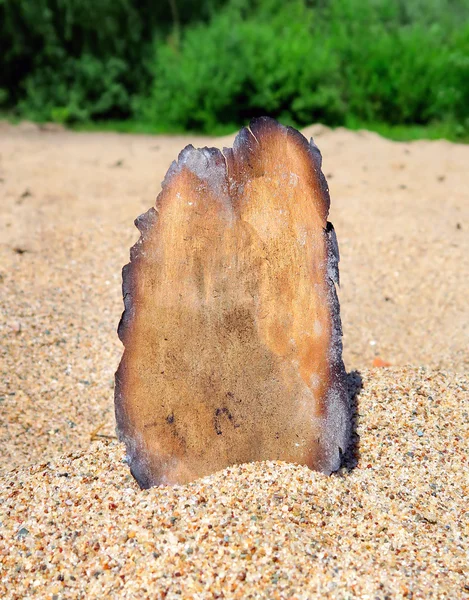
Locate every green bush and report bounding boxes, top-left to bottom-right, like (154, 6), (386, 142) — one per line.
(1, 0), (469, 135)
(18, 55), (133, 123)
(323, 0), (469, 127)
(138, 0), (469, 133)
(0, 0), (225, 122)
(138, 1), (346, 132)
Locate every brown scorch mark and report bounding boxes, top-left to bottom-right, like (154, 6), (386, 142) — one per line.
(115, 117), (350, 488)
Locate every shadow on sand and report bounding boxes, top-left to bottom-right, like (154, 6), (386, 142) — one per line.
(341, 369), (363, 471)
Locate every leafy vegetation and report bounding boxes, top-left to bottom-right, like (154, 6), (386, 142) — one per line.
(1, 0), (468, 140)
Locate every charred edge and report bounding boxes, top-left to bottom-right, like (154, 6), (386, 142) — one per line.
(114, 365), (125, 431)
(328, 278), (344, 352)
(325, 221), (343, 344)
(178, 144), (196, 161)
(315, 217), (350, 473)
(166, 145), (227, 186)
(286, 124), (311, 154)
(325, 222), (340, 287)
(162, 144), (195, 188)
(200, 146), (226, 162)
(117, 310), (127, 344)
(162, 143), (224, 190)
(117, 262), (136, 343)
(189, 146), (227, 174)
(130, 208), (158, 262)
(135, 206), (158, 235)
(214, 407), (239, 435)
(116, 209), (162, 468)
(308, 137), (323, 169)
(310, 137), (330, 216)
(118, 206), (159, 345)
(249, 116), (286, 140)
(232, 126), (259, 169)
(326, 258), (350, 470)
(130, 461), (153, 490)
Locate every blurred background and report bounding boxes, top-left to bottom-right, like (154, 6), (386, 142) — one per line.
(1, 0), (468, 140)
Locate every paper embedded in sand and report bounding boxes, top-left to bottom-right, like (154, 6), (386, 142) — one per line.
(115, 117), (350, 488)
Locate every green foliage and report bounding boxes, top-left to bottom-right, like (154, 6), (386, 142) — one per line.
(138, 1), (346, 132)
(323, 0), (469, 128)
(1, 0), (469, 137)
(1, 0), (146, 121)
(0, 0), (225, 122)
(139, 0), (469, 134)
(18, 55), (132, 123)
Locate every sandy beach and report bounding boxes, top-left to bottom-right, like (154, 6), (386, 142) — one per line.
(0, 122), (468, 598)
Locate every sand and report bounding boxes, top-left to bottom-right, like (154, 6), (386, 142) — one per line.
(0, 121), (468, 598)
